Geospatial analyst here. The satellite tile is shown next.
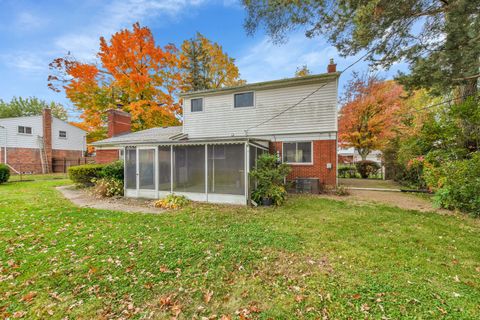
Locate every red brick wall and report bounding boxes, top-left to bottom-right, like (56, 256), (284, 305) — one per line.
(270, 139), (337, 186)
(0, 147), (87, 174)
(96, 149), (119, 164)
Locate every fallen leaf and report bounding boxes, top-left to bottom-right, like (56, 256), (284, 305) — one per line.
(13, 311), (26, 318)
(20, 292), (37, 303)
(352, 293), (361, 300)
(204, 290), (213, 304)
(295, 295), (304, 303)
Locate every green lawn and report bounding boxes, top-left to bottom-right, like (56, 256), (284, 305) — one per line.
(1, 180), (479, 319)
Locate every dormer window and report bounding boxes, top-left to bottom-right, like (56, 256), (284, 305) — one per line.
(191, 98), (203, 112)
(59, 130), (67, 138)
(18, 126), (32, 134)
(234, 92), (254, 108)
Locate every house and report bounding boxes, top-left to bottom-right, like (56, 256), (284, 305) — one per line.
(338, 147), (383, 165)
(93, 61), (339, 205)
(0, 109), (87, 174)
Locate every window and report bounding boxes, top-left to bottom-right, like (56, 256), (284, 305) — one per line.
(18, 126), (32, 134)
(59, 130), (67, 138)
(283, 142), (312, 164)
(191, 98), (203, 112)
(234, 92), (254, 108)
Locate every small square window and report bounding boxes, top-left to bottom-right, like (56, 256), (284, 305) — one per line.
(59, 130), (67, 138)
(234, 92), (254, 108)
(191, 98), (203, 112)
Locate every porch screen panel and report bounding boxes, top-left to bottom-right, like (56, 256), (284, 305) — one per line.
(139, 149), (155, 190)
(173, 146), (205, 193)
(125, 148), (137, 189)
(208, 144), (245, 195)
(158, 146), (171, 191)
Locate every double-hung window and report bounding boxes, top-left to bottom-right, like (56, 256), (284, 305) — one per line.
(234, 92), (254, 108)
(191, 98), (203, 112)
(18, 126), (32, 134)
(283, 142), (312, 164)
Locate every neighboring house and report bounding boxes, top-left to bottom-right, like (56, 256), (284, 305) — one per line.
(338, 147), (383, 165)
(0, 109), (87, 174)
(93, 61), (339, 205)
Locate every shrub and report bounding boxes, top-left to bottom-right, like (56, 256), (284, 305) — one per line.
(424, 152), (480, 216)
(250, 153), (290, 206)
(0, 164), (10, 184)
(100, 160), (124, 181)
(68, 164), (105, 186)
(338, 165), (357, 178)
(91, 178), (124, 197)
(335, 184), (350, 196)
(355, 160), (380, 179)
(154, 194), (190, 209)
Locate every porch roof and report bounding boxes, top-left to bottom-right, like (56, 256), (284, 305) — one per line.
(92, 125), (269, 147)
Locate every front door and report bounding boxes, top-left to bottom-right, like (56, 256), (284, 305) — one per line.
(137, 148), (156, 195)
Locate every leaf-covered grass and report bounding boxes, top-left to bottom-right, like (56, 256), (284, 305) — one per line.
(0, 180), (479, 319)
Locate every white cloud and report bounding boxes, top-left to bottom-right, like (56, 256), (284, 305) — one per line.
(16, 11), (48, 31)
(0, 52), (46, 72)
(54, 0), (206, 61)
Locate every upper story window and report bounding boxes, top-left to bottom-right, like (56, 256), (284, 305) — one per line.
(234, 92), (254, 108)
(59, 130), (67, 138)
(191, 98), (203, 112)
(18, 126), (32, 135)
(283, 142), (312, 164)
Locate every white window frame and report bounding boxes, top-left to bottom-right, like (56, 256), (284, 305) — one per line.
(190, 97), (204, 113)
(18, 126), (32, 135)
(233, 91), (255, 109)
(282, 141), (313, 165)
(59, 130), (67, 139)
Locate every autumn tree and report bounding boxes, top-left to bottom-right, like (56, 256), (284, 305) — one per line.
(181, 33), (245, 91)
(48, 23), (184, 137)
(243, 0), (480, 97)
(338, 74), (405, 160)
(295, 65), (311, 77)
(0, 97), (67, 120)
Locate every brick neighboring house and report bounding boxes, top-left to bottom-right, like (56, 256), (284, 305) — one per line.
(93, 61), (339, 205)
(0, 109), (87, 173)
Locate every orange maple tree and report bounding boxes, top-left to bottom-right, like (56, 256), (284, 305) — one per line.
(48, 23), (185, 137)
(338, 75), (405, 160)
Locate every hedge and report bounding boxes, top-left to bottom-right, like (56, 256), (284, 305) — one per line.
(68, 164), (105, 186)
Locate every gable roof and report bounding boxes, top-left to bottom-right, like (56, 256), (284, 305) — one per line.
(179, 72), (340, 98)
(92, 126), (183, 146)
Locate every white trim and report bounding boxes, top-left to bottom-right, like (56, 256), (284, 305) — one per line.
(282, 141), (314, 165)
(233, 91), (255, 109)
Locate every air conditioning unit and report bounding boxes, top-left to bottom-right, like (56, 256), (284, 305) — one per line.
(295, 178), (320, 194)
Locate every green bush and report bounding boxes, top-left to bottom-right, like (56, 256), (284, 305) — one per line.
(91, 177), (124, 197)
(338, 165), (357, 178)
(0, 164), (10, 184)
(424, 152), (480, 216)
(68, 164), (105, 186)
(100, 160), (124, 181)
(250, 153), (290, 206)
(355, 160), (380, 179)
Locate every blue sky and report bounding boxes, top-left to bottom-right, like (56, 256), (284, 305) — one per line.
(0, 0), (409, 120)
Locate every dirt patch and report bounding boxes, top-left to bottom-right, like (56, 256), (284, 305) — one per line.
(339, 178), (401, 190)
(321, 189), (451, 214)
(56, 185), (163, 214)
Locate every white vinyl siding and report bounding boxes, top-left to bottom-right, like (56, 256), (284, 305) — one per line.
(0, 116), (43, 149)
(183, 81), (337, 138)
(51, 117), (86, 151)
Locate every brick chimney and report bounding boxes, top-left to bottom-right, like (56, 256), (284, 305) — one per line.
(327, 58), (337, 73)
(42, 108), (53, 172)
(107, 109), (131, 138)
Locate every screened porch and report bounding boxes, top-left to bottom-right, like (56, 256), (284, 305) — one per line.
(123, 141), (268, 205)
